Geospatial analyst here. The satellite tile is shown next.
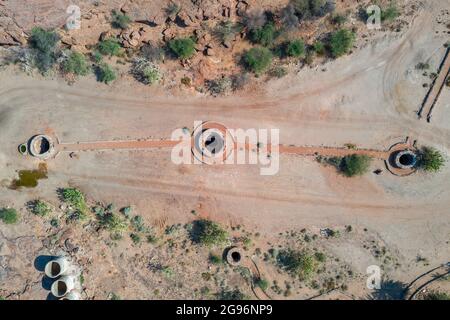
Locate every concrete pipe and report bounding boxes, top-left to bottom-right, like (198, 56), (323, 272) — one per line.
(51, 275), (75, 298)
(60, 291), (80, 300)
(44, 257), (69, 278)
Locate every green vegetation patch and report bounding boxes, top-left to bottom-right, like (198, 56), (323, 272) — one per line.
(98, 38), (122, 56)
(168, 38), (196, 60)
(30, 200), (51, 216)
(286, 39), (306, 57)
(29, 27), (60, 73)
(111, 10), (132, 29)
(97, 63), (116, 84)
(190, 219), (228, 246)
(418, 147), (445, 172)
(340, 154), (372, 177)
(243, 47), (273, 74)
(62, 51), (90, 76)
(277, 249), (318, 278)
(329, 29), (355, 58)
(0, 208), (19, 224)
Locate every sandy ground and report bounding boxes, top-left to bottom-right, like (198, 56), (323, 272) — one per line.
(0, 0), (449, 299)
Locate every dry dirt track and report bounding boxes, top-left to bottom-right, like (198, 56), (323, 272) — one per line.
(0, 0), (449, 285)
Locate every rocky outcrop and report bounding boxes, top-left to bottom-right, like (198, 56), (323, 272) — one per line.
(0, 17), (26, 45)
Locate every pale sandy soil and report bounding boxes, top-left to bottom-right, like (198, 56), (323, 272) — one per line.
(0, 0), (449, 300)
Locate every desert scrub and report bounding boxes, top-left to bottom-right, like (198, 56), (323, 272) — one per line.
(417, 147), (445, 172)
(206, 76), (232, 96)
(30, 200), (51, 216)
(130, 233), (141, 245)
(422, 291), (450, 300)
(277, 249), (318, 279)
(217, 288), (248, 300)
(61, 188), (88, 214)
(329, 29), (355, 58)
(213, 20), (242, 44)
(340, 154), (372, 177)
(143, 63), (162, 85)
(286, 39), (305, 57)
(111, 10), (131, 29)
(254, 278), (269, 291)
(209, 253), (223, 265)
(0, 208), (19, 224)
(168, 37), (196, 60)
(62, 51), (90, 76)
(190, 219), (228, 246)
(141, 42), (165, 62)
(28, 27), (60, 73)
(97, 38), (122, 56)
(243, 47), (272, 75)
(97, 63), (116, 84)
(313, 41), (326, 56)
(381, 3), (399, 22)
(249, 23), (276, 47)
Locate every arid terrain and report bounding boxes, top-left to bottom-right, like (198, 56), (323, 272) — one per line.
(0, 0), (449, 300)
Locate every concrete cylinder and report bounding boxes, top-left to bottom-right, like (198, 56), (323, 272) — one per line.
(60, 291), (80, 300)
(44, 257), (69, 278)
(51, 275), (75, 298)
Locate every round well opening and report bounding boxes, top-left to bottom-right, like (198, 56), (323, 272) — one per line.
(399, 153), (415, 166)
(33, 136), (50, 155)
(231, 251), (241, 263)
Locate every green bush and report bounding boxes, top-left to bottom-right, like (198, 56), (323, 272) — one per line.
(98, 38), (122, 56)
(61, 188), (87, 213)
(30, 200), (51, 216)
(249, 23), (275, 47)
(286, 39), (305, 57)
(29, 27), (60, 72)
(329, 29), (355, 58)
(111, 10), (131, 29)
(277, 249), (317, 278)
(332, 13), (347, 25)
(217, 288), (247, 300)
(418, 147), (445, 172)
(168, 38), (196, 60)
(0, 208), (19, 224)
(291, 0), (335, 19)
(209, 253), (223, 264)
(143, 65), (162, 85)
(340, 154), (372, 177)
(422, 291), (450, 300)
(130, 233), (141, 245)
(381, 4), (399, 22)
(254, 278), (269, 291)
(97, 63), (116, 84)
(313, 41), (326, 55)
(243, 47), (273, 74)
(191, 219), (228, 246)
(62, 51), (90, 76)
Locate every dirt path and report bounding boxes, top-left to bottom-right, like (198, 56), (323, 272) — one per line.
(57, 139), (390, 159)
(418, 48), (450, 122)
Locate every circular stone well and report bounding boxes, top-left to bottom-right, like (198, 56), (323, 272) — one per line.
(226, 247), (243, 266)
(394, 150), (417, 169)
(28, 135), (54, 159)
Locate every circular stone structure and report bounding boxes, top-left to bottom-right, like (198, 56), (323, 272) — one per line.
(28, 134), (54, 159)
(226, 247), (243, 266)
(191, 121), (235, 165)
(18, 143), (28, 155)
(394, 150), (417, 169)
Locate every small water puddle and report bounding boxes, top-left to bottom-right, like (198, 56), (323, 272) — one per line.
(9, 163), (48, 190)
